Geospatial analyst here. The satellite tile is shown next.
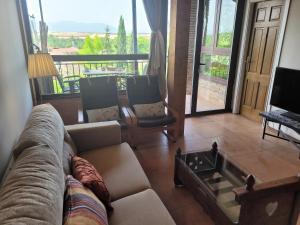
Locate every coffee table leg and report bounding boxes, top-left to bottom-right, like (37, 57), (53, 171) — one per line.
(174, 149), (184, 187)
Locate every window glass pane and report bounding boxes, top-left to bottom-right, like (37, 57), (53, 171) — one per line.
(136, 0), (151, 54)
(27, 1), (41, 49)
(202, 0), (217, 47)
(26, 0), (133, 55)
(217, 0), (236, 48)
(196, 0), (236, 112)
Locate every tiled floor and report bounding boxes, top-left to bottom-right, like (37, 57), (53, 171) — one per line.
(134, 113), (300, 225)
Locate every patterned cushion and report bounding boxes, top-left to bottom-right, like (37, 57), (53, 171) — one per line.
(64, 175), (108, 225)
(87, 106), (120, 123)
(133, 101), (166, 118)
(72, 156), (113, 213)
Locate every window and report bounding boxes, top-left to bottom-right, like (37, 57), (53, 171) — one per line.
(202, 0), (217, 47)
(21, 0), (166, 96)
(26, 0), (151, 55)
(136, 0), (151, 54)
(217, 0), (236, 48)
(200, 0), (237, 81)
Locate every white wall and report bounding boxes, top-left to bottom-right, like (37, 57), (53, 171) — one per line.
(279, 0), (300, 69)
(0, 0), (33, 178)
(267, 0), (300, 138)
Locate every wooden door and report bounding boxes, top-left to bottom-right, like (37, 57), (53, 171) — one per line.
(241, 0), (283, 122)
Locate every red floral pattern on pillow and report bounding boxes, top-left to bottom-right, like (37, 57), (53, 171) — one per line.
(72, 156), (113, 214)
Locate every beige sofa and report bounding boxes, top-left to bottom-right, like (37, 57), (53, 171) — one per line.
(0, 104), (175, 225)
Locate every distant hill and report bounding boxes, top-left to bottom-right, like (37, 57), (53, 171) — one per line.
(48, 21), (117, 33)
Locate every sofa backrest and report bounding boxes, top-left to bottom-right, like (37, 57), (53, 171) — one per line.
(0, 103), (66, 225)
(13, 104), (65, 159)
(0, 145), (65, 225)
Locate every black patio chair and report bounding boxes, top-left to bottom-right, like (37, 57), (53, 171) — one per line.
(124, 75), (178, 146)
(79, 76), (128, 129)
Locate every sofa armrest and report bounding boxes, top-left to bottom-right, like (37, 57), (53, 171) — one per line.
(65, 121), (121, 153)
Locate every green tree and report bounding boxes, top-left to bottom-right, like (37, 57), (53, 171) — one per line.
(103, 26), (112, 53)
(79, 36), (95, 54)
(137, 36), (150, 54)
(117, 16), (127, 54)
(94, 35), (104, 53)
(127, 33), (133, 54)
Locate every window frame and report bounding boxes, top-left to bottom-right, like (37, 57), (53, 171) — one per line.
(201, 0), (237, 57)
(18, 0), (169, 98)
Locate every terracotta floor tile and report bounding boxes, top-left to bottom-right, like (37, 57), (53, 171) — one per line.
(134, 114), (299, 225)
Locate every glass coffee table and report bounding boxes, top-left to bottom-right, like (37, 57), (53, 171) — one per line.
(174, 142), (300, 225)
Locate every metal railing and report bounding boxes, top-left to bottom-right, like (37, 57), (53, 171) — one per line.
(40, 54), (149, 95)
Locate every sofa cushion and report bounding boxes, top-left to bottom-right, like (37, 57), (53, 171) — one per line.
(72, 156), (113, 213)
(80, 143), (151, 201)
(0, 145), (65, 225)
(64, 127), (77, 154)
(63, 128), (78, 178)
(63, 141), (75, 177)
(109, 189), (175, 225)
(64, 175), (108, 225)
(13, 104), (65, 159)
(66, 121), (121, 153)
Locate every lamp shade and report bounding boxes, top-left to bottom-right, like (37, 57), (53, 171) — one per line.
(28, 53), (58, 78)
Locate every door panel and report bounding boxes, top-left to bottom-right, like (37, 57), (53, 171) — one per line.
(249, 28), (264, 73)
(261, 27), (278, 75)
(256, 84), (268, 110)
(241, 0), (283, 122)
(243, 80), (255, 107)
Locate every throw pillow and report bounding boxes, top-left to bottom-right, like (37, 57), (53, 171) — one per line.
(72, 156), (113, 213)
(87, 106), (120, 123)
(64, 175), (108, 225)
(133, 101), (166, 118)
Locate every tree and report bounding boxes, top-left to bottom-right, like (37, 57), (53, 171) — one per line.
(117, 16), (127, 54)
(137, 36), (150, 54)
(127, 32), (133, 54)
(103, 26), (112, 53)
(79, 36), (95, 54)
(94, 35), (104, 53)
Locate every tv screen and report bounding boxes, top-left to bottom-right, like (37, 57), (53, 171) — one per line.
(270, 67), (300, 115)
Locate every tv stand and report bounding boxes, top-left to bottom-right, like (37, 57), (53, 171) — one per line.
(260, 110), (300, 158)
(281, 111), (300, 122)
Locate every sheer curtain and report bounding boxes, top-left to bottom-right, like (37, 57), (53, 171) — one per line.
(143, 0), (166, 98)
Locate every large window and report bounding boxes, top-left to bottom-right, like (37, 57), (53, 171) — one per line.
(26, 0), (151, 56)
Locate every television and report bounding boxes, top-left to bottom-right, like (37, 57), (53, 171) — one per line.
(270, 67), (300, 121)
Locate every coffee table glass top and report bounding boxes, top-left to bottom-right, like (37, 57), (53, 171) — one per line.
(179, 150), (257, 224)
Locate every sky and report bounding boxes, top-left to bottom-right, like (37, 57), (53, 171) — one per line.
(27, 0), (151, 33)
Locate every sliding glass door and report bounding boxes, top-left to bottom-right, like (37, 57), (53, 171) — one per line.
(186, 0), (244, 115)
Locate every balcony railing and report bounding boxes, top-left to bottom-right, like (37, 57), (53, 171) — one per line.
(40, 54), (149, 95)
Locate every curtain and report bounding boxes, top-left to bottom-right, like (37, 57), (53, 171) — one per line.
(143, 0), (166, 99)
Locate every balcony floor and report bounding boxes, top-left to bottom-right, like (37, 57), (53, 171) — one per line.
(185, 76), (226, 114)
(134, 114), (300, 225)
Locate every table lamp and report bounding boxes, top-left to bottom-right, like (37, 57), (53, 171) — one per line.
(28, 53), (58, 105)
